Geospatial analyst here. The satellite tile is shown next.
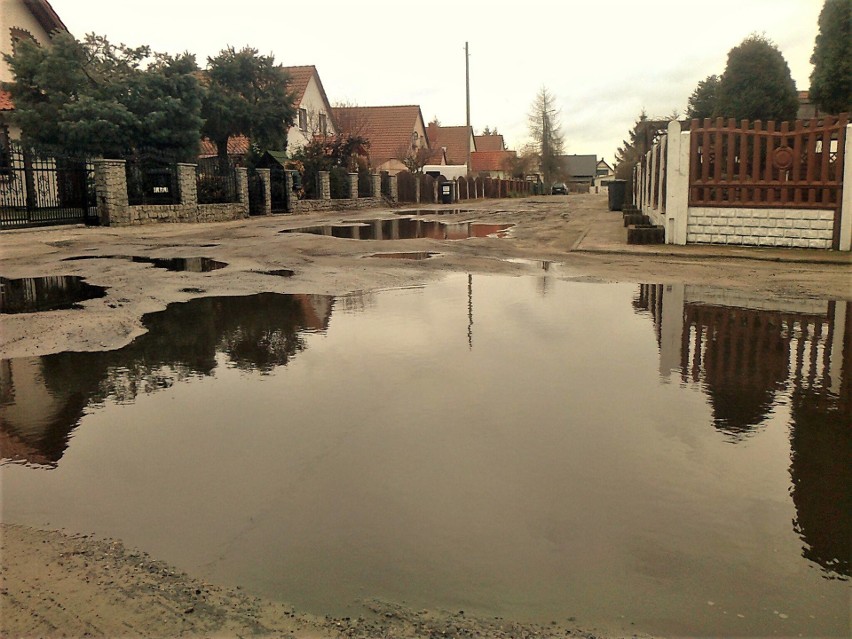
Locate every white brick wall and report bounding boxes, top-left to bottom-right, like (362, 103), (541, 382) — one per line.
(686, 207), (835, 249)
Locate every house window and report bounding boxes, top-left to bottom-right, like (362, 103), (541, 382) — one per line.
(298, 108), (307, 132)
(319, 113), (327, 136)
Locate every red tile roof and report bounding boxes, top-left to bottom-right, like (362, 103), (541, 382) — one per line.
(474, 134), (505, 151)
(332, 105), (427, 168)
(427, 124), (474, 165)
(471, 150), (516, 172)
(282, 65), (334, 124)
(199, 135), (250, 157)
(0, 90), (14, 111)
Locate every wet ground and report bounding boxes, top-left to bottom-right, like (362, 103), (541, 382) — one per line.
(1, 193), (851, 638)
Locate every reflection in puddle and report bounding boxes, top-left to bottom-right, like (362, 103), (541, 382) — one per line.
(281, 217), (512, 240)
(63, 255), (227, 272)
(0, 276), (107, 314)
(367, 252), (438, 260)
(0, 277), (848, 637)
(256, 269), (295, 277)
(395, 209), (476, 216)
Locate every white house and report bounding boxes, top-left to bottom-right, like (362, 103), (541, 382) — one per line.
(1, 0), (69, 145)
(282, 65), (337, 152)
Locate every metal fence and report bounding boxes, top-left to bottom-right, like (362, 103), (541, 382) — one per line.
(125, 155), (179, 206)
(197, 157), (238, 204)
(270, 166), (289, 213)
(0, 144), (97, 229)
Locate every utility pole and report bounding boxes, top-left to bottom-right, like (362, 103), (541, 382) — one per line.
(465, 42), (470, 128)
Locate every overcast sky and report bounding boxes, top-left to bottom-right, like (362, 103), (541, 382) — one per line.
(50, 0), (823, 164)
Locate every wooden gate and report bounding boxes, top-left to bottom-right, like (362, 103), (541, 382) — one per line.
(689, 115), (848, 248)
(1, 144), (97, 229)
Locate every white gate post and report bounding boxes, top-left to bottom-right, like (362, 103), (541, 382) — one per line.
(665, 119), (690, 245)
(839, 123), (852, 251)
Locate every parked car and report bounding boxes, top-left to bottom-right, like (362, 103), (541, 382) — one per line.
(551, 182), (568, 195)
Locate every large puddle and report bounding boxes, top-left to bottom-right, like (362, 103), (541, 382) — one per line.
(0, 275), (848, 637)
(281, 217), (512, 240)
(0, 276), (107, 314)
(63, 256), (227, 272)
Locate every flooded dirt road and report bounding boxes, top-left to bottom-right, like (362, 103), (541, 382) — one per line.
(1, 194), (850, 638)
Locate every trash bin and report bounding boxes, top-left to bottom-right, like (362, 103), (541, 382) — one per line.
(440, 182), (453, 204)
(607, 179), (626, 211)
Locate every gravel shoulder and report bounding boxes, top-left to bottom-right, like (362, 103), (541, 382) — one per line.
(1, 193), (849, 637)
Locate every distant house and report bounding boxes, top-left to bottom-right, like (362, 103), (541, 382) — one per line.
(596, 158), (613, 177)
(471, 149), (517, 179)
(333, 104), (429, 175)
(473, 134), (506, 152)
(593, 158), (615, 191)
(198, 135), (250, 162)
(561, 154), (598, 187)
(797, 91), (822, 120)
(198, 64), (335, 161)
(1, 0), (69, 146)
(282, 65), (336, 151)
(425, 123), (476, 174)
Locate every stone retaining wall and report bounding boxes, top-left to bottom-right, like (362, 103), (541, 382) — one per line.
(93, 159), (248, 226)
(291, 197), (384, 214)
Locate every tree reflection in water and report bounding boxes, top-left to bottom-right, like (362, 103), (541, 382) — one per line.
(634, 284), (851, 580)
(0, 293), (333, 468)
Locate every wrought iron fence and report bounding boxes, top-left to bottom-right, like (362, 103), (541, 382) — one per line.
(269, 166), (289, 213)
(0, 144), (97, 229)
(125, 155), (179, 206)
(197, 157), (238, 204)
(247, 169), (265, 215)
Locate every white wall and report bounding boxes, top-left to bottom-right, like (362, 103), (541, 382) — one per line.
(286, 74), (336, 153)
(1, 0), (55, 83)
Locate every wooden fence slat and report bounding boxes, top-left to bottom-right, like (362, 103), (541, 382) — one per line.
(792, 119), (804, 205)
(701, 119), (712, 202)
(820, 120), (833, 204)
(765, 120), (776, 204)
(713, 118), (724, 201)
(806, 118), (819, 204)
(779, 120), (790, 204)
(752, 121), (763, 205)
(739, 119), (750, 204)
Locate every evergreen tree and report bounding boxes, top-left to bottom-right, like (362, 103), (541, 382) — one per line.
(3, 32), (203, 160)
(201, 46), (296, 160)
(714, 34), (798, 121)
(686, 75), (720, 120)
(809, 0), (852, 115)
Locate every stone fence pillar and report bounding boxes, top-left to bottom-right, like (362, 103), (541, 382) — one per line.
(93, 158), (129, 226)
(176, 163), (198, 207)
(257, 168), (272, 216)
(319, 171), (331, 200)
(285, 170), (296, 211)
(371, 173), (382, 198)
(348, 172), (359, 199)
(236, 167), (249, 205)
(389, 174), (398, 203)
